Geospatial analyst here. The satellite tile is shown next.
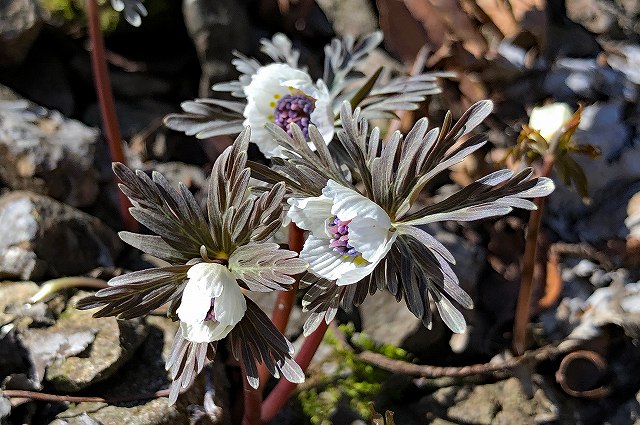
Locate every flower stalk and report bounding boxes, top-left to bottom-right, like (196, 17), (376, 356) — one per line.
(256, 223), (305, 392)
(512, 156), (555, 355)
(86, 0), (136, 232)
(241, 360), (262, 425)
(261, 321), (329, 422)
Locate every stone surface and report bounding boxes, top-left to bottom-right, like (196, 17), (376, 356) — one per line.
(43, 293), (148, 392)
(0, 191), (122, 280)
(20, 322), (95, 389)
(359, 225), (485, 359)
(51, 399), (188, 425)
(315, 0), (377, 37)
(0, 87), (101, 207)
(606, 390), (640, 424)
(0, 0), (42, 67)
(391, 377), (560, 424)
(566, 0), (640, 39)
(182, 0), (252, 97)
(0, 281), (40, 326)
(546, 101), (640, 242)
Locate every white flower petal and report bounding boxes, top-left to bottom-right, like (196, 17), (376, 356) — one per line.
(310, 80), (334, 144)
(244, 63), (311, 115)
(179, 321), (234, 344)
(323, 180), (391, 226)
(287, 195), (333, 237)
(348, 218), (397, 264)
(177, 263), (246, 343)
(213, 275), (247, 327)
(301, 234), (378, 286)
(529, 103), (573, 140)
(177, 263), (226, 324)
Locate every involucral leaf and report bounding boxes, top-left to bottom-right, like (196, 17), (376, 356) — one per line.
(229, 243), (307, 292)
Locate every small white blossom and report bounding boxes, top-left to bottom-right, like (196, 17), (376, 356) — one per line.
(288, 180), (397, 285)
(529, 103), (573, 140)
(110, 0), (147, 27)
(243, 63), (334, 158)
(177, 262), (246, 343)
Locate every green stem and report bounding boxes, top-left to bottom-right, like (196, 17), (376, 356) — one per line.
(29, 277), (108, 304)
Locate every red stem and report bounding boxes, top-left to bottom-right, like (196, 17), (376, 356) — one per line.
(272, 224), (305, 332)
(86, 0), (136, 232)
(257, 224), (304, 389)
(261, 321), (329, 422)
(241, 361), (262, 425)
(512, 157), (555, 355)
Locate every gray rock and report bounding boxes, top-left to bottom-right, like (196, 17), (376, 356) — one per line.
(567, 0), (640, 39)
(0, 327), (29, 383)
(49, 315), (227, 425)
(0, 281), (40, 326)
(315, 0), (377, 37)
(51, 399), (188, 425)
(359, 225), (485, 358)
(182, 0), (252, 97)
(19, 322), (96, 389)
(0, 0), (42, 67)
(0, 191), (122, 280)
(546, 101), (640, 242)
(0, 88), (101, 207)
(0, 396), (10, 424)
(44, 294), (148, 392)
(543, 59), (627, 103)
(606, 389), (640, 424)
(359, 290), (447, 358)
(394, 377), (560, 425)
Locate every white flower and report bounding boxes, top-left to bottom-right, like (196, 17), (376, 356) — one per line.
(288, 180), (397, 286)
(529, 103), (573, 140)
(243, 63), (334, 158)
(110, 0), (147, 27)
(177, 262), (247, 343)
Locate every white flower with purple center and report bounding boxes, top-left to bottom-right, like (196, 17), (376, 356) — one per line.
(288, 180), (397, 286)
(177, 262), (246, 343)
(243, 63), (334, 158)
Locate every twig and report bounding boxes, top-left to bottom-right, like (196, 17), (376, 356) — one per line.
(513, 156), (555, 355)
(358, 341), (575, 379)
(86, 0), (136, 232)
(549, 242), (614, 270)
(1, 388), (171, 404)
(261, 321), (329, 422)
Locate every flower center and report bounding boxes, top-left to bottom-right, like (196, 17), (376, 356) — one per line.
(273, 93), (315, 138)
(327, 216), (362, 258)
(204, 298), (216, 321)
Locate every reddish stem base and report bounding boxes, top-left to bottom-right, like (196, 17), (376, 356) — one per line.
(261, 321), (330, 422)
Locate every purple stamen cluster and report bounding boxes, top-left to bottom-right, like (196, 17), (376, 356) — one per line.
(327, 216), (361, 257)
(274, 94), (315, 138)
(204, 298), (216, 321)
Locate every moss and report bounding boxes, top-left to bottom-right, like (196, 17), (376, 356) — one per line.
(298, 323), (414, 424)
(40, 0), (122, 32)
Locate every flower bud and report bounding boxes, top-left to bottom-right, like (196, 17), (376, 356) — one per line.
(529, 103), (573, 140)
